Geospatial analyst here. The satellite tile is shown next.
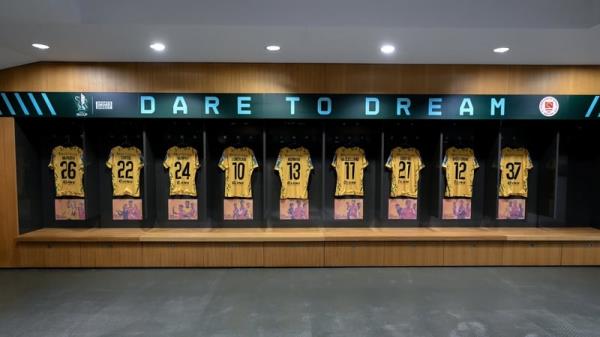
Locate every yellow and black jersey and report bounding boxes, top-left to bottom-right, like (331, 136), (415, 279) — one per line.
(106, 146), (144, 197)
(275, 147), (313, 199)
(442, 147), (479, 198)
(163, 146), (200, 197)
(332, 147), (368, 197)
(48, 146), (85, 197)
(386, 147), (424, 198)
(219, 146), (259, 198)
(499, 147), (534, 198)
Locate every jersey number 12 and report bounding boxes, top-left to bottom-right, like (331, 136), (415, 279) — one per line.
(454, 161), (467, 180)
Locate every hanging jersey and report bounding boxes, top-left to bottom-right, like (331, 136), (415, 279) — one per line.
(106, 146), (144, 197)
(386, 147), (425, 198)
(219, 146), (259, 198)
(442, 147), (479, 198)
(275, 147), (313, 199)
(48, 146), (85, 197)
(163, 146), (201, 197)
(332, 147), (368, 197)
(499, 147), (534, 197)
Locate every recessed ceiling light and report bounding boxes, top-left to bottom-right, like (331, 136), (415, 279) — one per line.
(493, 47), (510, 53)
(266, 45), (281, 52)
(380, 44), (395, 55)
(32, 43), (49, 50)
(150, 42), (166, 52)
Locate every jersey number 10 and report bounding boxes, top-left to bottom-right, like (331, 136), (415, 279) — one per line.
(232, 162), (245, 180)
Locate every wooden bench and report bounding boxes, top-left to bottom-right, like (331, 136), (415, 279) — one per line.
(16, 227), (600, 267)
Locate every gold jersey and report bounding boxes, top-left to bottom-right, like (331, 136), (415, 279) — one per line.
(275, 147), (313, 199)
(499, 147), (534, 197)
(48, 146), (85, 197)
(163, 146), (201, 197)
(332, 147), (368, 197)
(219, 146), (259, 198)
(106, 146), (144, 197)
(386, 147), (425, 198)
(442, 147), (479, 198)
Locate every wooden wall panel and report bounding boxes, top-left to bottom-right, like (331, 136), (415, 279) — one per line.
(0, 118), (18, 267)
(17, 243), (81, 268)
(561, 242), (600, 265)
(80, 243), (142, 267)
(142, 243), (187, 267)
(263, 242), (324, 267)
(203, 243), (264, 267)
(384, 242), (444, 266)
(181, 243), (208, 267)
(443, 242), (504, 266)
(502, 242), (562, 266)
(0, 62), (599, 94)
(324, 242), (387, 266)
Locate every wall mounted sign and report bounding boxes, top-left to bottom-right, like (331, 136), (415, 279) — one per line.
(1, 92), (599, 120)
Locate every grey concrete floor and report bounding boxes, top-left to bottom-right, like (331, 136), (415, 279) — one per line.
(0, 268), (600, 337)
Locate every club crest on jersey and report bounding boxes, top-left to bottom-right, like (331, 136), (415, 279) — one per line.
(539, 96), (559, 117)
(74, 93), (89, 116)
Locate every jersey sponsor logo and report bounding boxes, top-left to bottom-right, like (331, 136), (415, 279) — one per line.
(539, 96), (559, 117)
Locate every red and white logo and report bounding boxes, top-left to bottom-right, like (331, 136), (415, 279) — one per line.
(539, 96), (559, 117)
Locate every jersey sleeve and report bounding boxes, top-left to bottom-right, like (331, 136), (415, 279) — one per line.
(385, 152), (393, 169)
(218, 150), (228, 171)
(361, 149), (368, 168)
(48, 150), (55, 170)
(137, 148), (144, 168)
(308, 155), (314, 170)
(274, 154), (282, 172)
(331, 153), (337, 168)
(252, 154), (259, 169)
(473, 156), (480, 169)
(163, 149), (171, 169)
(195, 150), (200, 169)
(418, 156), (425, 171)
(105, 150), (113, 169)
(442, 154), (448, 168)
(77, 148), (85, 172)
(526, 153), (534, 170)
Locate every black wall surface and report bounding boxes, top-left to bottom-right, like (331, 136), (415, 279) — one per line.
(14, 119), (600, 233)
